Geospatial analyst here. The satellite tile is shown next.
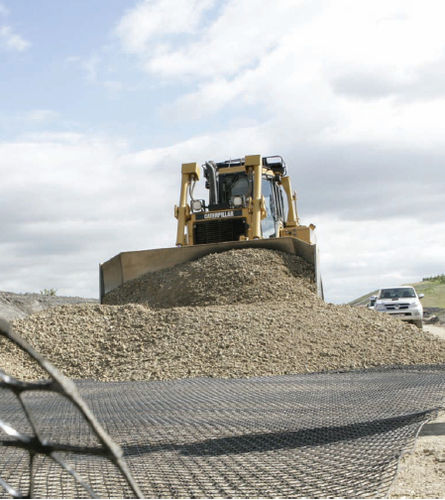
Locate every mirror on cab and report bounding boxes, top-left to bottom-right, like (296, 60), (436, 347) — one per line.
(418, 293), (424, 299)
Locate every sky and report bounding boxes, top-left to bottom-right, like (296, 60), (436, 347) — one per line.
(1, 0), (444, 303)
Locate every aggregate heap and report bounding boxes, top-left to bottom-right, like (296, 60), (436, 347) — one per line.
(4, 249), (445, 381)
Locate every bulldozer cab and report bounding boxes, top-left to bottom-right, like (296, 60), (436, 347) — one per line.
(209, 162), (286, 239)
(176, 154), (308, 247)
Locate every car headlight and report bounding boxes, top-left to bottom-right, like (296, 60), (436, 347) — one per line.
(232, 195), (244, 208)
(409, 302), (420, 309)
(375, 303), (386, 311)
(191, 200), (203, 212)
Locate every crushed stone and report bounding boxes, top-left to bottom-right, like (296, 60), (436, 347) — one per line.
(3, 248), (444, 382)
(103, 248), (316, 307)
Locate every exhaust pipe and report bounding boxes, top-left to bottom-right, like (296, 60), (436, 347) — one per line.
(204, 161), (219, 206)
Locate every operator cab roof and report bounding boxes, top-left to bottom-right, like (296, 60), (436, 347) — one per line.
(214, 155), (287, 175)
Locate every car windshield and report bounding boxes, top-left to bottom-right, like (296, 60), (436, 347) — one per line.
(379, 288), (416, 299)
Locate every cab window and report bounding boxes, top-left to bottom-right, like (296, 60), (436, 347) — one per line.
(261, 177), (276, 238)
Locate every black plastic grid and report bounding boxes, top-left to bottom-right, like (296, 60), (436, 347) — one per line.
(1, 320), (444, 498)
(0, 320), (142, 499)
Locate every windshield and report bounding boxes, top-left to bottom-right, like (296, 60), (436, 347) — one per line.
(261, 177), (275, 237)
(378, 288), (416, 299)
(218, 173), (250, 204)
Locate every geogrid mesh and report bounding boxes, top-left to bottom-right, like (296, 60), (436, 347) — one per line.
(1, 364), (445, 498)
(0, 320), (142, 499)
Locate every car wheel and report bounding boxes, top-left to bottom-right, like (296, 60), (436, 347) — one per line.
(414, 320), (423, 329)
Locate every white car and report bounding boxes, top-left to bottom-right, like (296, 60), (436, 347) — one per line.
(371, 286), (424, 329)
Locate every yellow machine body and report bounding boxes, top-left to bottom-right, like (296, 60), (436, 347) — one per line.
(100, 154), (322, 301)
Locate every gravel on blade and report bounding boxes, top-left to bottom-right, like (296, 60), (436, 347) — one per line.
(102, 248), (316, 307)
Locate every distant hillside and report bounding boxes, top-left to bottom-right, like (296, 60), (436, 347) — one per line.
(409, 278), (445, 308)
(349, 275), (445, 309)
(349, 290), (378, 307)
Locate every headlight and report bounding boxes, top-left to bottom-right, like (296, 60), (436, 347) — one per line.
(232, 195), (244, 208)
(409, 302), (420, 309)
(191, 200), (203, 212)
(375, 303), (386, 311)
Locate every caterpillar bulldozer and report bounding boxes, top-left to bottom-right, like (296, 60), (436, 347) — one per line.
(99, 154), (322, 301)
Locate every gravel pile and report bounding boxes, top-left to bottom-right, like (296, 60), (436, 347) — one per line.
(3, 248), (445, 382)
(103, 248), (316, 307)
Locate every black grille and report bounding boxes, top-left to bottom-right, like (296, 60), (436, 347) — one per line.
(194, 218), (247, 244)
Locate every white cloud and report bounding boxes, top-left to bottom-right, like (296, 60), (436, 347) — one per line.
(117, 0), (310, 79)
(0, 132), (170, 296)
(116, 0), (445, 151)
(116, 0), (216, 53)
(317, 216), (445, 303)
(0, 25), (30, 51)
(0, 126), (277, 296)
(321, 97), (445, 148)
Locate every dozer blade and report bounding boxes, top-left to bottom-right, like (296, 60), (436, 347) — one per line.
(99, 237), (322, 302)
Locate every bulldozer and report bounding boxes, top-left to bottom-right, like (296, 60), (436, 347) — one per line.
(99, 154), (322, 301)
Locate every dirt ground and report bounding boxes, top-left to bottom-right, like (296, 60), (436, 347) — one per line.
(389, 324), (445, 499)
(424, 324), (445, 340)
(389, 411), (445, 498)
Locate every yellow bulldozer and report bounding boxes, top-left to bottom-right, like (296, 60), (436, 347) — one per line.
(99, 154), (322, 301)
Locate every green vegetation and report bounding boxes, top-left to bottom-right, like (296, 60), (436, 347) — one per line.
(422, 274), (445, 284)
(407, 280), (445, 308)
(40, 288), (57, 296)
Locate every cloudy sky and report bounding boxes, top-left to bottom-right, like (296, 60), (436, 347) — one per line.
(1, 0), (444, 303)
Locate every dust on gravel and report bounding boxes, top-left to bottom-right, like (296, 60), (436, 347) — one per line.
(4, 248), (445, 382)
